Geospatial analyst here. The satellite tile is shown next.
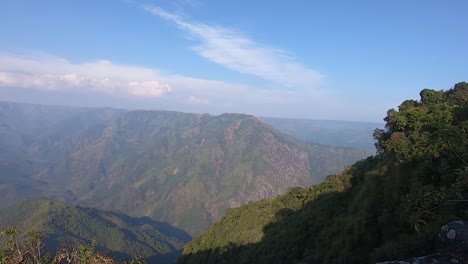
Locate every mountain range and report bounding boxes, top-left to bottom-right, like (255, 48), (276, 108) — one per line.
(0, 101), (369, 236)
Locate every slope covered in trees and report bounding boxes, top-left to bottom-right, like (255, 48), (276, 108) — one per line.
(0, 199), (191, 263)
(178, 82), (468, 264)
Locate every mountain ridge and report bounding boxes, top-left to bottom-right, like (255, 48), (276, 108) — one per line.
(260, 116), (383, 151)
(0, 101), (369, 235)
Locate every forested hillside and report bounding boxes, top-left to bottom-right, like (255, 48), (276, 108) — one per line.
(179, 82), (468, 264)
(0, 199), (190, 263)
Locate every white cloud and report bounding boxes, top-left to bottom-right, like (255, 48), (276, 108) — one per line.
(145, 7), (323, 89)
(0, 53), (360, 120)
(187, 95), (210, 104)
(128, 81), (171, 96)
(0, 55), (171, 97)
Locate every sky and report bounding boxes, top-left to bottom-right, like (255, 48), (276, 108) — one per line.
(0, 0), (467, 122)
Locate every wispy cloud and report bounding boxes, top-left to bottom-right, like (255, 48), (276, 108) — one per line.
(0, 54), (171, 97)
(145, 6), (323, 89)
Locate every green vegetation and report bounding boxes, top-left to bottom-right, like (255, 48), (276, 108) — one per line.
(0, 199), (190, 263)
(178, 82), (468, 264)
(0, 225), (146, 263)
(0, 102), (367, 235)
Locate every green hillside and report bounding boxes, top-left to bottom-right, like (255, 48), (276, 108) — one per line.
(178, 82), (468, 263)
(0, 102), (368, 235)
(0, 199), (190, 263)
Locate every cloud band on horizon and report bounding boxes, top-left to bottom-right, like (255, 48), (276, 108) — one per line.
(0, 55), (171, 97)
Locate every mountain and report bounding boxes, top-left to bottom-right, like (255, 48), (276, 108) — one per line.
(0, 102), (125, 207)
(0, 101), (369, 235)
(178, 82), (468, 263)
(0, 198), (191, 263)
(261, 117), (383, 151)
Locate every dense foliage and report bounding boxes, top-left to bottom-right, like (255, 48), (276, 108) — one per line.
(0, 199), (190, 263)
(0, 225), (146, 264)
(178, 82), (468, 264)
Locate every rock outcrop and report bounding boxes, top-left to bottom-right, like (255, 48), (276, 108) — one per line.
(378, 220), (468, 264)
(439, 220), (468, 261)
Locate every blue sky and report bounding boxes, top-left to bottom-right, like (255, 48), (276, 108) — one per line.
(0, 0), (466, 122)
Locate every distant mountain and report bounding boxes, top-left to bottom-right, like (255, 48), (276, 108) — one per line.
(0, 198), (191, 263)
(0, 101), (125, 207)
(178, 83), (468, 264)
(0, 101), (369, 235)
(261, 117), (383, 151)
